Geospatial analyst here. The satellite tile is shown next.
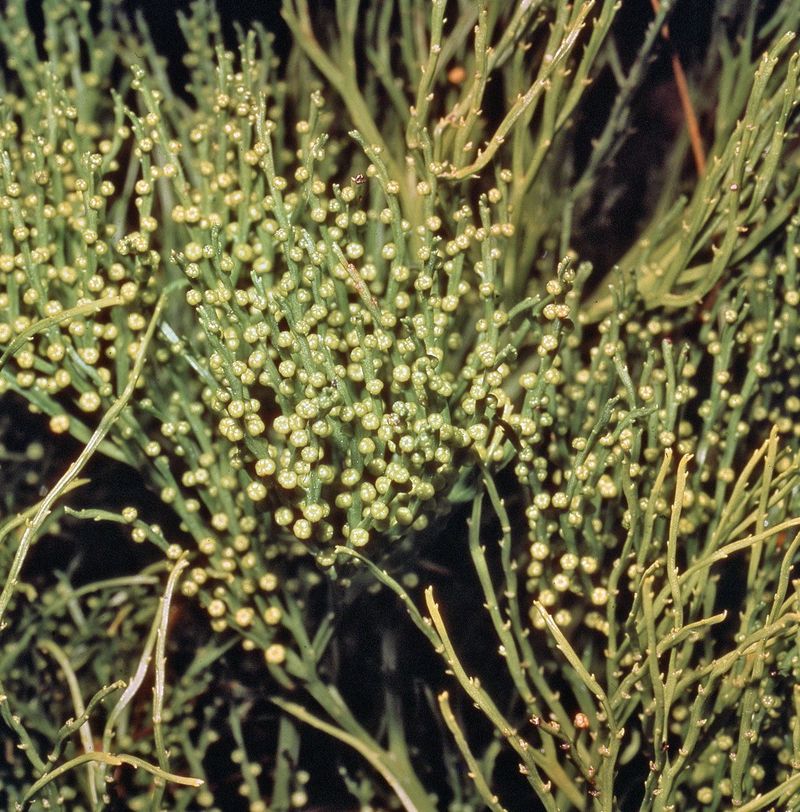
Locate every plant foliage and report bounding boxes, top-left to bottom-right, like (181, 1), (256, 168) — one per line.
(1, 1), (799, 810)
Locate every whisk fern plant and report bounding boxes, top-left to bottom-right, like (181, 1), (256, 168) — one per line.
(0, 0), (799, 809)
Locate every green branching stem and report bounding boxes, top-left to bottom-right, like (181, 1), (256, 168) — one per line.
(0, 292), (167, 633)
(441, 2), (594, 181)
(271, 696), (435, 812)
(437, 691), (508, 812)
(274, 593), (434, 812)
(151, 555), (190, 811)
(21, 752), (202, 808)
(281, 0), (400, 180)
(38, 639), (100, 807)
(430, 590), (582, 810)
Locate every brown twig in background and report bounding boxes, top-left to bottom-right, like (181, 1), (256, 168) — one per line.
(652, 0), (707, 176)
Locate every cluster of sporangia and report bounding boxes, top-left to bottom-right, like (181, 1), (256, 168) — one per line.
(0, 41), (534, 643)
(0, 0), (798, 666)
(2, 37), (799, 636)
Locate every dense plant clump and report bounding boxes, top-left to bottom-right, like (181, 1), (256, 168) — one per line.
(1, 1), (800, 810)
